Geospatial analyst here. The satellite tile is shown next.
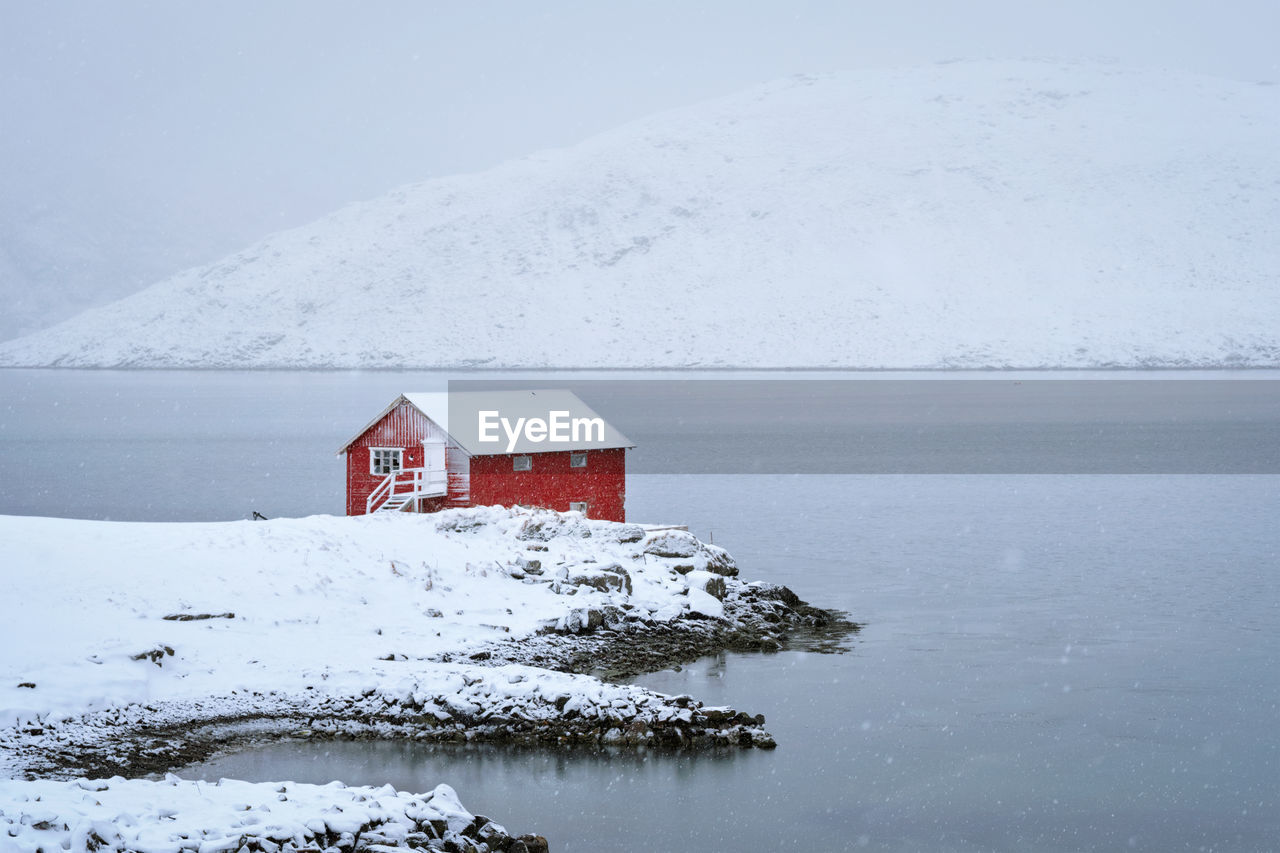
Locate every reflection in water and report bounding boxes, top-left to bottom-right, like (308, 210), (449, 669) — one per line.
(183, 725), (774, 853)
(703, 652), (727, 679)
(191, 738), (748, 788)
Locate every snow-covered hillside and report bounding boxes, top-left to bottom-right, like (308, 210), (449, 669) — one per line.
(2, 60), (1277, 369)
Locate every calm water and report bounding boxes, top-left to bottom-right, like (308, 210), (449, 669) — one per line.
(4, 370), (1279, 851)
(184, 475), (1280, 852)
(2, 370), (1278, 521)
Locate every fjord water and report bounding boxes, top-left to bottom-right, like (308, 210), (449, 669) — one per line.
(3, 370), (1278, 851)
(185, 475), (1280, 852)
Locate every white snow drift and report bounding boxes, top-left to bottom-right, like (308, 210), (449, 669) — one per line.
(1, 60), (1276, 369)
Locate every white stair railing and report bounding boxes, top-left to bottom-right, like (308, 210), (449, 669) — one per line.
(366, 471), (397, 514)
(367, 466), (449, 513)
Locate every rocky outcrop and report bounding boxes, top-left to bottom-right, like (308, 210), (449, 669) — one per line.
(456, 579), (856, 680)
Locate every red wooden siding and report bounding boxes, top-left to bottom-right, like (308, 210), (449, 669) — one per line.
(344, 398), (627, 521)
(468, 448), (626, 522)
(345, 401), (448, 515)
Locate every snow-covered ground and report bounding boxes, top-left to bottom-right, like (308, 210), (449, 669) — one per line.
(0, 508), (740, 736)
(1, 60), (1276, 369)
(0, 507), (780, 848)
(0, 776), (530, 853)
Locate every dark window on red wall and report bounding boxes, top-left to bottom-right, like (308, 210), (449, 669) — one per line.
(370, 448), (402, 476)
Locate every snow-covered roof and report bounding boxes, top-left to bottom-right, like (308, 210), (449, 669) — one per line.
(338, 389), (634, 456)
(402, 392), (452, 434)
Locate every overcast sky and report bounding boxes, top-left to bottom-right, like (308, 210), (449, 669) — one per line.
(2, 0), (1277, 338)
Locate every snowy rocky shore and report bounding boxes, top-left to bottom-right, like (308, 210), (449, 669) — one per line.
(1, 507), (851, 851)
(2, 663), (783, 783)
(0, 776), (549, 853)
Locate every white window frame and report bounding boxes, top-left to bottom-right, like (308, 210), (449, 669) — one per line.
(513, 454), (532, 472)
(569, 501), (589, 516)
(570, 450), (587, 468)
(370, 447), (403, 476)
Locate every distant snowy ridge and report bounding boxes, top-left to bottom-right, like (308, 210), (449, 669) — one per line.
(2, 60), (1277, 369)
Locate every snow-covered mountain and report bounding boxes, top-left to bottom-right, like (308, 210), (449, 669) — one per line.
(3, 60), (1277, 369)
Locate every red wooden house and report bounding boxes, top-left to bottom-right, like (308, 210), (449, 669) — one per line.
(337, 390), (634, 522)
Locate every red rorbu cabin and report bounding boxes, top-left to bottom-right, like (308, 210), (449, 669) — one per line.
(336, 390), (634, 522)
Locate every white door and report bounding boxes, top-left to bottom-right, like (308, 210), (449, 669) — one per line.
(424, 441), (447, 493)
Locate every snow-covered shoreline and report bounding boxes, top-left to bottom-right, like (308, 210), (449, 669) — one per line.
(0, 776), (548, 853)
(2, 507), (847, 850)
(1, 660), (782, 783)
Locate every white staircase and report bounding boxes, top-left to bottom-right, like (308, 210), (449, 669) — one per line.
(367, 466), (447, 514)
(376, 493), (418, 513)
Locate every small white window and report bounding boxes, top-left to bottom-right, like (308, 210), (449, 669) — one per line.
(513, 455), (532, 471)
(570, 451), (587, 468)
(569, 501), (589, 516)
(370, 448), (402, 476)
